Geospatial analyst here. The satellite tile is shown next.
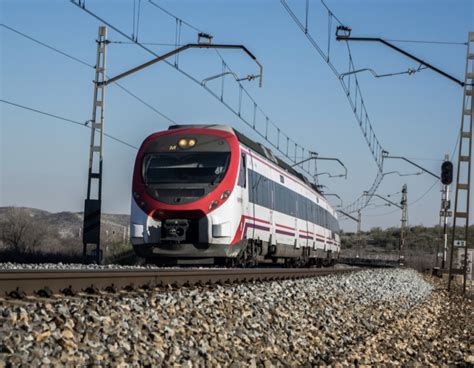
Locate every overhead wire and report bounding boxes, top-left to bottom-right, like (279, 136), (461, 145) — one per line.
(136, 0), (142, 41)
(364, 179), (439, 217)
(450, 130), (461, 161)
(131, 0), (142, 41)
(403, 156), (444, 162)
(146, 0), (298, 156)
(110, 41), (179, 46)
(145, 0), (201, 33)
(281, 0), (386, 214)
(1, 99), (138, 150)
(70, 0), (319, 181)
(281, 0), (463, 217)
(1, 23), (177, 125)
(132, 0), (136, 40)
(146, 0), (320, 170)
(385, 39), (467, 46)
(0, 24), (93, 68)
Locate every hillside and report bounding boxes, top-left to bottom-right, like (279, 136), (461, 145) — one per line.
(0, 207), (132, 262)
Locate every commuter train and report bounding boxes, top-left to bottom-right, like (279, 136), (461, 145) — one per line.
(130, 125), (340, 266)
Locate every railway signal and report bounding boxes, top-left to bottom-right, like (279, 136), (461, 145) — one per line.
(436, 155), (452, 270)
(441, 161), (453, 185)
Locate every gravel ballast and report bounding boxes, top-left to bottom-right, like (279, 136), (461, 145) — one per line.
(0, 262), (172, 271)
(0, 268), (472, 366)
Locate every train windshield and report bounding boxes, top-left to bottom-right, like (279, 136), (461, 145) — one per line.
(143, 152), (231, 185)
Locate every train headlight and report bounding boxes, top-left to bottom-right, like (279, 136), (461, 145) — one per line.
(221, 190), (230, 200)
(178, 138), (188, 148)
(209, 200), (219, 210)
(178, 138), (197, 149)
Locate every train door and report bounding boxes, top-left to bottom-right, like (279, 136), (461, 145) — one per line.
(269, 181), (274, 243)
(247, 153), (255, 240)
(237, 151), (251, 241)
(304, 197), (310, 248)
(309, 199), (316, 250)
(294, 192), (300, 249)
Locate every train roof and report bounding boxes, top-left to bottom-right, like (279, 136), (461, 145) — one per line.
(168, 124), (322, 195)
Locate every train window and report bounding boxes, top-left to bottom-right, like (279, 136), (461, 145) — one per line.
(289, 190), (296, 216)
(143, 152), (230, 185)
(249, 170), (273, 209)
(238, 153), (247, 188)
(247, 168), (339, 232)
(274, 183), (285, 214)
(249, 170), (256, 203)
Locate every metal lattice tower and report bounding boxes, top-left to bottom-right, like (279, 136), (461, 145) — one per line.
(83, 26), (108, 264)
(448, 32), (474, 293)
(399, 184), (408, 265)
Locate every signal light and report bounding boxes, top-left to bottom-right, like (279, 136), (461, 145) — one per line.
(209, 200), (219, 210)
(441, 161), (453, 185)
(221, 190), (230, 199)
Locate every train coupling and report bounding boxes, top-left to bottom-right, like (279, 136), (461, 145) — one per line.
(162, 219), (189, 242)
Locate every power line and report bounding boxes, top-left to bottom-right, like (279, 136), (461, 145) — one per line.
(281, 0), (386, 214)
(147, 0), (201, 33)
(71, 0), (322, 181)
(146, 0), (314, 170)
(1, 23), (177, 125)
(0, 23), (93, 68)
(282, 1), (464, 216)
(385, 39), (467, 46)
(409, 179), (439, 206)
(1, 99), (138, 150)
(403, 156), (443, 162)
(110, 40), (179, 46)
(450, 131), (461, 161)
(113, 83), (177, 124)
(365, 179), (439, 217)
(132, 0), (142, 41)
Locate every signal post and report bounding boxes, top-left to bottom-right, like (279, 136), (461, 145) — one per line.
(438, 156), (453, 269)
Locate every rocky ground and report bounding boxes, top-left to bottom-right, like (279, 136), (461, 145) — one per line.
(0, 268), (473, 367)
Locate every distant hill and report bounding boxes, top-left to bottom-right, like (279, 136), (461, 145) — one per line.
(0, 207), (134, 262)
(0, 206), (130, 241)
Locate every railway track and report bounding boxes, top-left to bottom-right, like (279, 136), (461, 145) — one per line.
(0, 267), (357, 299)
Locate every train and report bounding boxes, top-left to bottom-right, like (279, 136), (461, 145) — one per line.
(130, 125), (340, 266)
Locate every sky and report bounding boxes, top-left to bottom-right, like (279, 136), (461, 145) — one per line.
(1, 0), (473, 232)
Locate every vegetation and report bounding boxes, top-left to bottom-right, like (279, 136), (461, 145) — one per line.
(0, 207), (134, 264)
(341, 225), (474, 271)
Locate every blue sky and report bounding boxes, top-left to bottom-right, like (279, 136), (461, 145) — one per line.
(1, 0), (473, 231)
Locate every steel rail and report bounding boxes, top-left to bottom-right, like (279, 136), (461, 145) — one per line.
(0, 267), (358, 298)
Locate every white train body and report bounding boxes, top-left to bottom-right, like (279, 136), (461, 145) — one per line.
(131, 125), (340, 265)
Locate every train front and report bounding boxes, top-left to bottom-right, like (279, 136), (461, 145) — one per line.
(130, 126), (241, 264)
